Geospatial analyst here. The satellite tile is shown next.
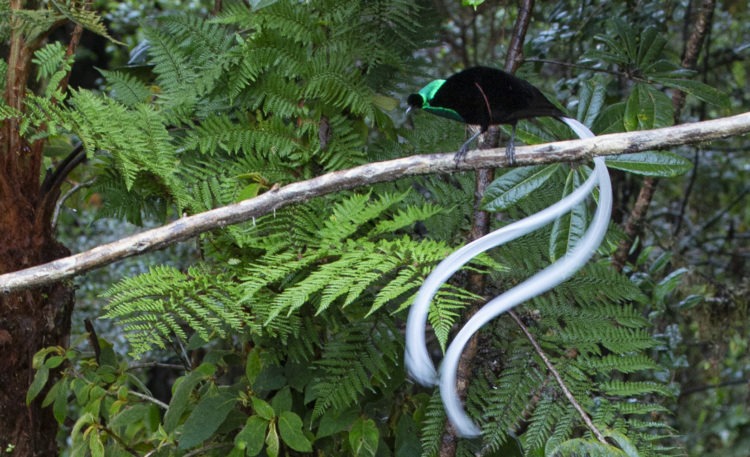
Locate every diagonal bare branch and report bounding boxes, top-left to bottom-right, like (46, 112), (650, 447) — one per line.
(0, 112), (748, 294)
(508, 310), (607, 444)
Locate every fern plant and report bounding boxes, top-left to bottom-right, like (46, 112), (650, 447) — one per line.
(20, 2), (728, 457)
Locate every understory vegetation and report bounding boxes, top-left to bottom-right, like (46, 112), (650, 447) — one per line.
(1, 1), (747, 456)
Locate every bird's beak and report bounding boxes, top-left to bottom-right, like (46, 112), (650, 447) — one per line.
(405, 105), (414, 116)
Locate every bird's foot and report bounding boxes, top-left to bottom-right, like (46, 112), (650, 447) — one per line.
(454, 144), (469, 166)
(505, 142), (516, 166)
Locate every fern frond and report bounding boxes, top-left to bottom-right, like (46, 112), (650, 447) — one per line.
(420, 390), (447, 457)
(101, 265), (245, 358)
(309, 320), (400, 418)
(99, 70), (152, 107)
(8, 8), (63, 43)
(144, 28), (197, 95)
(50, 0), (118, 42)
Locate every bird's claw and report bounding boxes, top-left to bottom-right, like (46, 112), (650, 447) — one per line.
(454, 145), (468, 166)
(505, 142), (516, 166)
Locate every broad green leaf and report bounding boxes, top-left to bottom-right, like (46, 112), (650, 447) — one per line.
(372, 94), (398, 111)
(513, 118), (559, 145)
(462, 0), (484, 8)
(592, 34), (628, 62)
(636, 27), (666, 68)
(26, 365), (49, 405)
(580, 49), (628, 66)
(235, 416), (269, 457)
(32, 346), (59, 369)
(225, 447), (245, 457)
(624, 84), (673, 131)
(613, 20), (637, 60)
(71, 412), (95, 442)
(271, 386), (292, 415)
(236, 183), (261, 201)
(591, 102), (625, 134)
(649, 251), (673, 275)
(266, 423), (280, 457)
(96, 338), (118, 368)
(651, 77), (730, 108)
(253, 365), (287, 391)
(606, 151), (692, 177)
(278, 411), (312, 452)
(549, 168), (590, 261)
(164, 370), (207, 433)
(678, 294), (704, 310)
(53, 377), (69, 424)
(252, 396), (275, 420)
(245, 348), (261, 385)
(178, 391), (238, 449)
(318, 408), (359, 438)
(577, 80), (606, 128)
(72, 378), (91, 406)
(654, 267), (688, 302)
(394, 415), (421, 457)
(44, 355), (64, 369)
(349, 417), (379, 457)
(89, 432), (104, 457)
(42, 378), (61, 408)
(604, 430), (641, 457)
(111, 404), (150, 429)
(482, 164), (561, 211)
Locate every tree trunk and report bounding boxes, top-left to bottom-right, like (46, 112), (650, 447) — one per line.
(1, 4), (76, 454)
(0, 120), (75, 457)
(0, 245), (74, 457)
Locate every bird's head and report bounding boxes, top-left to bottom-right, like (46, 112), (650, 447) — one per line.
(405, 94), (424, 115)
(405, 79), (446, 115)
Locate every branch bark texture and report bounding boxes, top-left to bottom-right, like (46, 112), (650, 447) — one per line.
(0, 112), (748, 293)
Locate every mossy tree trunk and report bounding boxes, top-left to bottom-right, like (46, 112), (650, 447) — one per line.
(0, 2), (75, 454)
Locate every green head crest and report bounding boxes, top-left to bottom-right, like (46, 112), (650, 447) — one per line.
(407, 79), (464, 122)
(414, 79), (463, 122)
(418, 79), (446, 105)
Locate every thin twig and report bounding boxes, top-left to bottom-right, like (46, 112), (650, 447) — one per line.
(128, 391), (169, 410)
(524, 57), (650, 82)
(99, 424), (140, 457)
(698, 188), (748, 232)
(673, 148), (700, 236)
(128, 362), (187, 371)
(508, 310), (607, 444)
(84, 318), (101, 365)
(52, 178), (96, 229)
(678, 379), (748, 397)
(182, 443), (232, 457)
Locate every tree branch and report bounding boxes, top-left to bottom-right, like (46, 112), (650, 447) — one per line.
(0, 112), (748, 293)
(52, 178), (96, 229)
(127, 391), (169, 410)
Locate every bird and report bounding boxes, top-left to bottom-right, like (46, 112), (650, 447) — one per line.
(406, 66), (565, 164)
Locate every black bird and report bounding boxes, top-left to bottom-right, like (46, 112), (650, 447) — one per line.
(406, 66), (564, 164)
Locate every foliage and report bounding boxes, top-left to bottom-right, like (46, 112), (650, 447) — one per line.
(12, 1), (748, 457)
